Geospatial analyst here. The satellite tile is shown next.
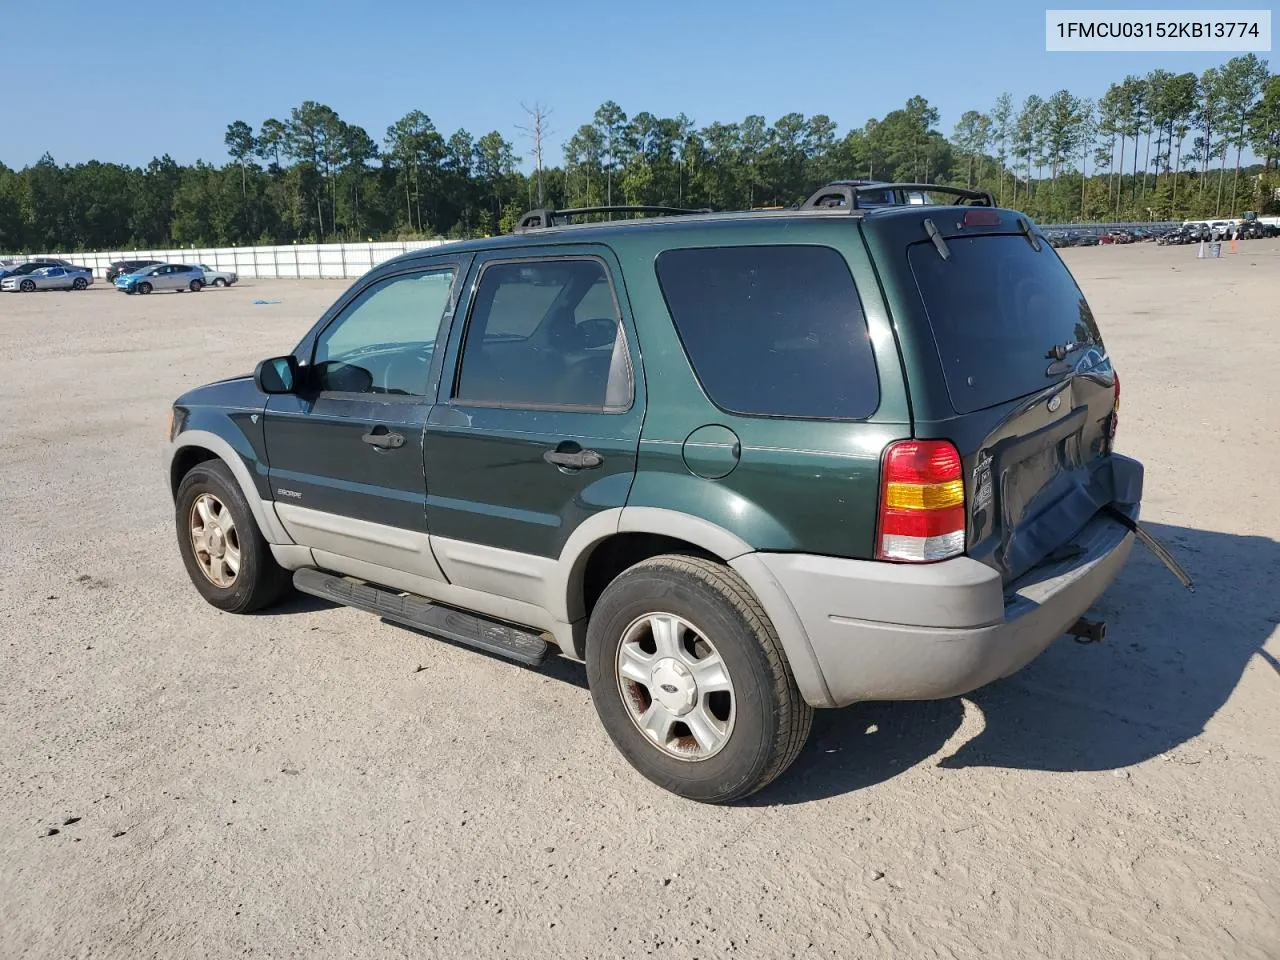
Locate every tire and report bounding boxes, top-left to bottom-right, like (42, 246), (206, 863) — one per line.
(72, 277), (88, 290)
(20, 279), (35, 292)
(585, 554), (812, 803)
(174, 459), (291, 613)
(138, 281), (152, 295)
(189, 279), (203, 292)
(213, 277), (227, 287)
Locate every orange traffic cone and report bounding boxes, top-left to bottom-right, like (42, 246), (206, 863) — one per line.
(1230, 236), (1238, 255)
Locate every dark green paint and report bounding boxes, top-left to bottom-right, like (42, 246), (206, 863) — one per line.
(173, 207), (1029, 564)
(423, 245), (646, 559)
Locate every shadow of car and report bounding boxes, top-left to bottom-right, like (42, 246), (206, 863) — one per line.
(740, 522), (1275, 805)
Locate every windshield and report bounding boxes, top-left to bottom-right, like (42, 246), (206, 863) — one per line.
(908, 235), (1103, 414)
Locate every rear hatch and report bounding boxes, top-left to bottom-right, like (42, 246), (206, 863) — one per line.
(864, 208), (1123, 584)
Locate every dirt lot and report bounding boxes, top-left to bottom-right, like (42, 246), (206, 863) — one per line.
(2, 243), (1278, 960)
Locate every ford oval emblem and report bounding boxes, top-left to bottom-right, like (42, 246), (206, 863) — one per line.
(1047, 395), (1062, 413)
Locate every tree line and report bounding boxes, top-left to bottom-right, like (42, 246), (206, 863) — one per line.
(1, 54), (1276, 253)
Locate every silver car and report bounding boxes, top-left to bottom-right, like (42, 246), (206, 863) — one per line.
(1, 265), (94, 292)
(195, 264), (238, 287)
(116, 263), (206, 294)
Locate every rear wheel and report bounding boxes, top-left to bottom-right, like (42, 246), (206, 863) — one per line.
(138, 281), (152, 295)
(189, 279), (203, 292)
(585, 554), (812, 803)
(175, 460), (291, 613)
(72, 277), (88, 290)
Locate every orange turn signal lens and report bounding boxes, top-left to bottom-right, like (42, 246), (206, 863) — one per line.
(883, 479), (964, 510)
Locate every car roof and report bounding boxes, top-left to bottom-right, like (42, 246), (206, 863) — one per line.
(373, 200), (1003, 271)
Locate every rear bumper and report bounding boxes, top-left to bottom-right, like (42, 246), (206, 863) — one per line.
(731, 460), (1142, 708)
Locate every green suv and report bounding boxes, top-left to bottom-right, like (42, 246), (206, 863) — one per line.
(167, 183), (1141, 802)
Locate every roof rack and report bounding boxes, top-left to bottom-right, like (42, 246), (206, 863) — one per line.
(513, 205), (712, 233)
(801, 182), (996, 210)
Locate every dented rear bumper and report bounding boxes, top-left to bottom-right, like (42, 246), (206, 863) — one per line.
(731, 456), (1143, 708)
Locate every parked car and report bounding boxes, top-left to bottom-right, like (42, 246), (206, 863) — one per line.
(166, 187), (1147, 803)
(8, 256), (80, 270)
(800, 179), (991, 209)
(1, 264), (94, 292)
(1075, 233), (1100, 246)
(0, 259), (77, 281)
(1236, 219), (1279, 240)
(115, 263), (205, 294)
(106, 259), (164, 283)
(196, 264), (238, 287)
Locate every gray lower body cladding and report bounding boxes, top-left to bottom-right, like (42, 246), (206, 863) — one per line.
(733, 457), (1143, 708)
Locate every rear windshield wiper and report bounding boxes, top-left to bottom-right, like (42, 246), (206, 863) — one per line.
(922, 218), (951, 260)
(1044, 339), (1095, 361)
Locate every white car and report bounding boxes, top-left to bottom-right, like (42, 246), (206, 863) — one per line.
(196, 264), (238, 287)
(1, 265), (94, 292)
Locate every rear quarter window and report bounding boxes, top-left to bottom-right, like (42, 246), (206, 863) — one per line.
(654, 245), (879, 420)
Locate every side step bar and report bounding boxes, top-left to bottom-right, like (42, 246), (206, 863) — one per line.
(293, 568), (550, 666)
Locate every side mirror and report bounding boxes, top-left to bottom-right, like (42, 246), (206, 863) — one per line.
(254, 355), (299, 394)
(578, 317), (618, 350)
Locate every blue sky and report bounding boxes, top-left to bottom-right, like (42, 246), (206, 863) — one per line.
(2, 0), (1269, 170)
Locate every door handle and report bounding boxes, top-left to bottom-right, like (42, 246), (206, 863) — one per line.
(362, 429), (405, 449)
(543, 448), (603, 469)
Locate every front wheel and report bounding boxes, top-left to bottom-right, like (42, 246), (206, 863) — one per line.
(189, 279), (203, 292)
(20, 279), (35, 292)
(585, 555), (812, 803)
(213, 277), (227, 287)
(137, 281), (152, 295)
(175, 460), (291, 613)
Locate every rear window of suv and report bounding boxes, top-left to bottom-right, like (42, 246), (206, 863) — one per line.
(907, 235), (1103, 414)
(655, 245), (879, 419)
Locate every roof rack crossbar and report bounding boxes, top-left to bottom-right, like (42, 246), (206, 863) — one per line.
(801, 182), (996, 211)
(514, 205), (712, 233)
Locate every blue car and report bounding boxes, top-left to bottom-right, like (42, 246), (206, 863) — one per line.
(115, 262), (206, 294)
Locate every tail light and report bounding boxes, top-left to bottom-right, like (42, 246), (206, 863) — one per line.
(876, 440), (965, 562)
(1109, 371), (1121, 440)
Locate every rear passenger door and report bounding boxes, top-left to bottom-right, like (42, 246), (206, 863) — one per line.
(423, 249), (644, 606)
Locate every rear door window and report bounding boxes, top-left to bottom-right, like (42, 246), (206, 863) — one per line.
(907, 235), (1103, 414)
(654, 245), (878, 420)
(454, 258), (630, 412)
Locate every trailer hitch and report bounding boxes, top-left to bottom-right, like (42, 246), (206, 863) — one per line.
(1104, 505), (1195, 593)
(1069, 616), (1107, 644)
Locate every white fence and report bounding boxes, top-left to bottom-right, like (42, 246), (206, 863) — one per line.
(2, 240), (455, 280)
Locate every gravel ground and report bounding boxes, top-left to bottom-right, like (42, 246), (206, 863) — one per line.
(1, 244), (1278, 960)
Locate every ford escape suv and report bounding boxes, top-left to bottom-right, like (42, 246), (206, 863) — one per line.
(166, 183), (1142, 803)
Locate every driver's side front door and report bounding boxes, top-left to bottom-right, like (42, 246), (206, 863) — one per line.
(262, 261), (463, 583)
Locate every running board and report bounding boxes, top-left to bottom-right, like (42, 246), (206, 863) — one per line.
(293, 568), (550, 666)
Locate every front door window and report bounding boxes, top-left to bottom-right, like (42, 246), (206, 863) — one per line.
(312, 269), (456, 396)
